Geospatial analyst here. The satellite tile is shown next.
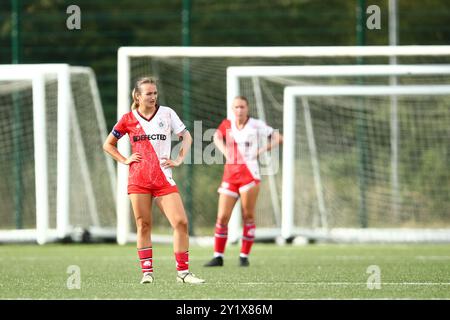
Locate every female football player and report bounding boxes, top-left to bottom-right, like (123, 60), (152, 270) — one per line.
(103, 77), (204, 284)
(204, 96), (283, 267)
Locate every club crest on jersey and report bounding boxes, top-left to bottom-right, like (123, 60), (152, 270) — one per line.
(157, 119), (168, 130)
(136, 124), (141, 129)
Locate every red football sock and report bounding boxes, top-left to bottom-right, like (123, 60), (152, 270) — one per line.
(240, 223), (255, 256)
(214, 223), (228, 256)
(138, 247), (153, 274)
(175, 251), (189, 272)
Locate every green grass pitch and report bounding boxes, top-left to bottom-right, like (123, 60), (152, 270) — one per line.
(0, 243), (449, 299)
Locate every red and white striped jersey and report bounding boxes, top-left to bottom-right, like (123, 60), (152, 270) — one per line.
(217, 117), (274, 181)
(112, 105), (186, 188)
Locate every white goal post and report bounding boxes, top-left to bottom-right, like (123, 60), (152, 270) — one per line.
(0, 72), (48, 244)
(117, 46), (450, 245)
(282, 84), (450, 243)
(0, 64), (116, 244)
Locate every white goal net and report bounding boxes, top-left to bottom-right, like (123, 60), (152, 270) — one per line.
(281, 84), (450, 243)
(229, 65), (450, 243)
(0, 64), (116, 244)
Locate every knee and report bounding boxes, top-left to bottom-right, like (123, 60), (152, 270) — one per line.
(173, 217), (189, 232)
(217, 209), (233, 226)
(241, 208), (255, 223)
(216, 217), (229, 226)
(136, 218), (151, 234)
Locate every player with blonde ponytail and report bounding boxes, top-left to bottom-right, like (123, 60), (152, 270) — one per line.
(103, 77), (205, 284)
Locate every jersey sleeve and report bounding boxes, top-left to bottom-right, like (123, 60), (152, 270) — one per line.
(216, 119), (230, 138)
(111, 114), (129, 139)
(169, 108), (187, 135)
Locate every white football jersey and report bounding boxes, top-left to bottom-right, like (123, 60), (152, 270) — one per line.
(113, 105), (186, 188)
(218, 117), (274, 180)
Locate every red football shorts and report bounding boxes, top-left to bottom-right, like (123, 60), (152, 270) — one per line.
(217, 179), (260, 198)
(128, 184), (179, 197)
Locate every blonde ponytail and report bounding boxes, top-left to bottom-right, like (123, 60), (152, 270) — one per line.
(131, 88), (139, 110)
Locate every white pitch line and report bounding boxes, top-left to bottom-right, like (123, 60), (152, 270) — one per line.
(415, 256), (450, 260)
(3, 255), (450, 261)
(237, 282), (450, 286)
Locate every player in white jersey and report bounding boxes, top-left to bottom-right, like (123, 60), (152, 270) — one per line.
(103, 77), (204, 284)
(205, 96), (283, 267)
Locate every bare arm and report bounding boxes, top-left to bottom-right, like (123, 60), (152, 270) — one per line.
(258, 131), (283, 156)
(102, 133), (141, 165)
(162, 129), (192, 168)
(213, 131), (227, 159)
